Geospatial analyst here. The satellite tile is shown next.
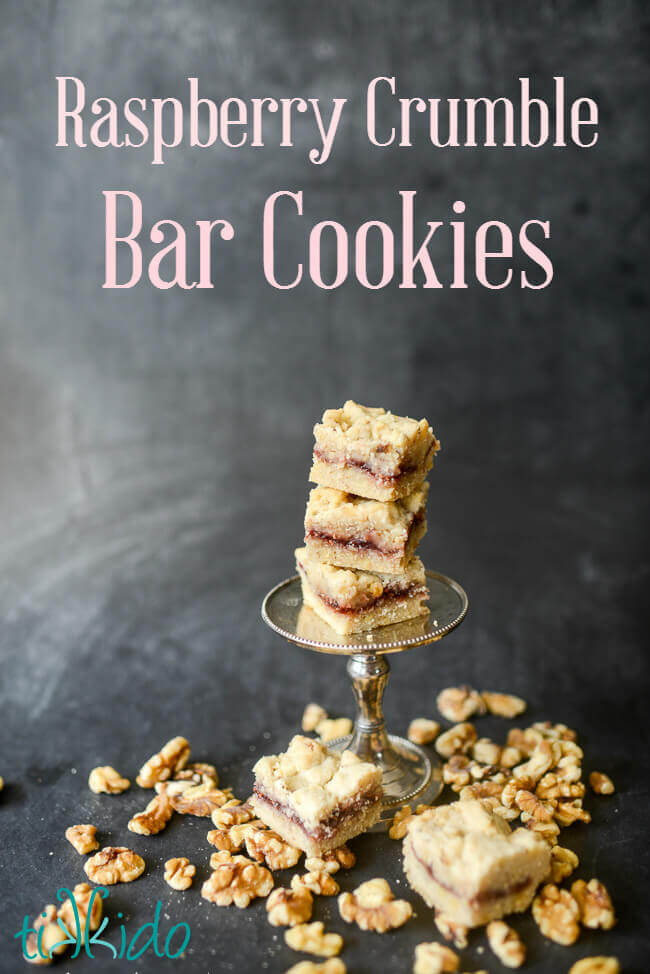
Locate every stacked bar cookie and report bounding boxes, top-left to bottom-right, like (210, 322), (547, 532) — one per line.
(295, 401), (440, 635)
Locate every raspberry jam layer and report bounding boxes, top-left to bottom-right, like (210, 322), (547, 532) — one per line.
(313, 444), (435, 486)
(410, 843), (534, 906)
(305, 512), (424, 557)
(317, 582), (428, 615)
(253, 786), (382, 842)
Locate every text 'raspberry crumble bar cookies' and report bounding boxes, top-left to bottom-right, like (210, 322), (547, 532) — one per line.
(403, 799), (550, 926)
(250, 735), (382, 857)
(296, 547), (430, 636)
(310, 401), (439, 502)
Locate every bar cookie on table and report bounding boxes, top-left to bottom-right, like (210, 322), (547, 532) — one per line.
(304, 483), (428, 574)
(310, 401), (439, 502)
(250, 735), (382, 857)
(403, 799), (550, 926)
(295, 546), (429, 635)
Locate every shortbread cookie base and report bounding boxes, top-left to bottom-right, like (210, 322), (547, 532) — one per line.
(403, 834), (546, 927)
(305, 516), (427, 574)
(299, 572), (429, 635)
(309, 455), (434, 503)
(249, 794), (381, 857)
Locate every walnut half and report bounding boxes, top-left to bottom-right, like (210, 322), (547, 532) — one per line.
(128, 794), (173, 835)
(65, 824), (99, 855)
(571, 879), (616, 930)
(486, 920), (526, 968)
(201, 850), (273, 907)
(413, 941), (459, 973)
(84, 847), (145, 885)
(58, 883), (103, 936)
(164, 857), (196, 890)
(266, 886), (314, 927)
(532, 883), (580, 945)
(284, 961), (346, 974)
(136, 736), (190, 788)
(285, 921), (343, 957)
(88, 766), (130, 794)
(24, 905), (68, 965)
(338, 878), (412, 933)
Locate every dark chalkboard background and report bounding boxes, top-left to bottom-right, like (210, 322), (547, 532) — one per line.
(0, 2), (648, 972)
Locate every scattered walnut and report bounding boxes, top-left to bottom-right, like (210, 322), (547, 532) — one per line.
(549, 846), (580, 883)
(284, 961), (346, 974)
(211, 799), (254, 829)
(435, 723), (477, 758)
(58, 882), (103, 936)
(555, 757), (583, 784)
(389, 804), (414, 840)
(442, 755), (472, 790)
(207, 819), (265, 852)
(136, 736), (190, 788)
(24, 905), (67, 965)
(88, 766), (130, 794)
(304, 845), (355, 873)
(84, 847), (145, 885)
(292, 871), (340, 897)
(408, 718), (441, 744)
(589, 771), (615, 795)
(169, 783), (233, 816)
(532, 883), (580, 945)
(532, 721), (577, 742)
(554, 801), (591, 827)
(526, 819), (561, 845)
(568, 959), (620, 974)
(245, 826), (302, 870)
(486, 920), (526, 968)
(316, 717), (352, 743)
(491, 803), (521, 822)
(302, 703), (328, 732)
(285, 921), (343, 957)
(128, 794), (173, 835)
(174, 761), (219, 784)
(481, 692), (527, 718)
(201, 850), (273, 907)
(434, 912), (468, 948)
(65, 824), (99, 855)
(338, 878), (412, 932)
(164, 857), (196, 890)
(513, 741), (559, 784)
(472, 737), (502, 765)
(507, 727), (542, 756)
(437, 686), (485, 722)
(459, 781), (504, 802)
(413, 940), (459, 973)
(515, 789), (555, 822)
(500, 779), (519, 807)
(571, 879), (616, 930)
(536, 773), (585, 801)
(267, 886), (314, 926)
(500, 746), (523, 768)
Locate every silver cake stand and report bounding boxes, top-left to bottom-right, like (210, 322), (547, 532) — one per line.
(261, 570), (469, 829)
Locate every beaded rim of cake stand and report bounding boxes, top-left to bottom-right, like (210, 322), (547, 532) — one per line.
(261, 569), (469, 655)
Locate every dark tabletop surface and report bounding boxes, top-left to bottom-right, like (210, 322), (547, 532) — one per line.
(0, 1), (648, 972)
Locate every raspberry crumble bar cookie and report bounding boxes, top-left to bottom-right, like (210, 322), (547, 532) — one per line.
(403, 799), (550, 926)
(304, 484), (428, 574)
(296, 547), (429, 635)
(250, 735), (382, 857)
(310, 401), (439, 502)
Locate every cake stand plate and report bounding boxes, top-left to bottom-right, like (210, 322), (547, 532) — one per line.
(261, 570), (469, 828)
